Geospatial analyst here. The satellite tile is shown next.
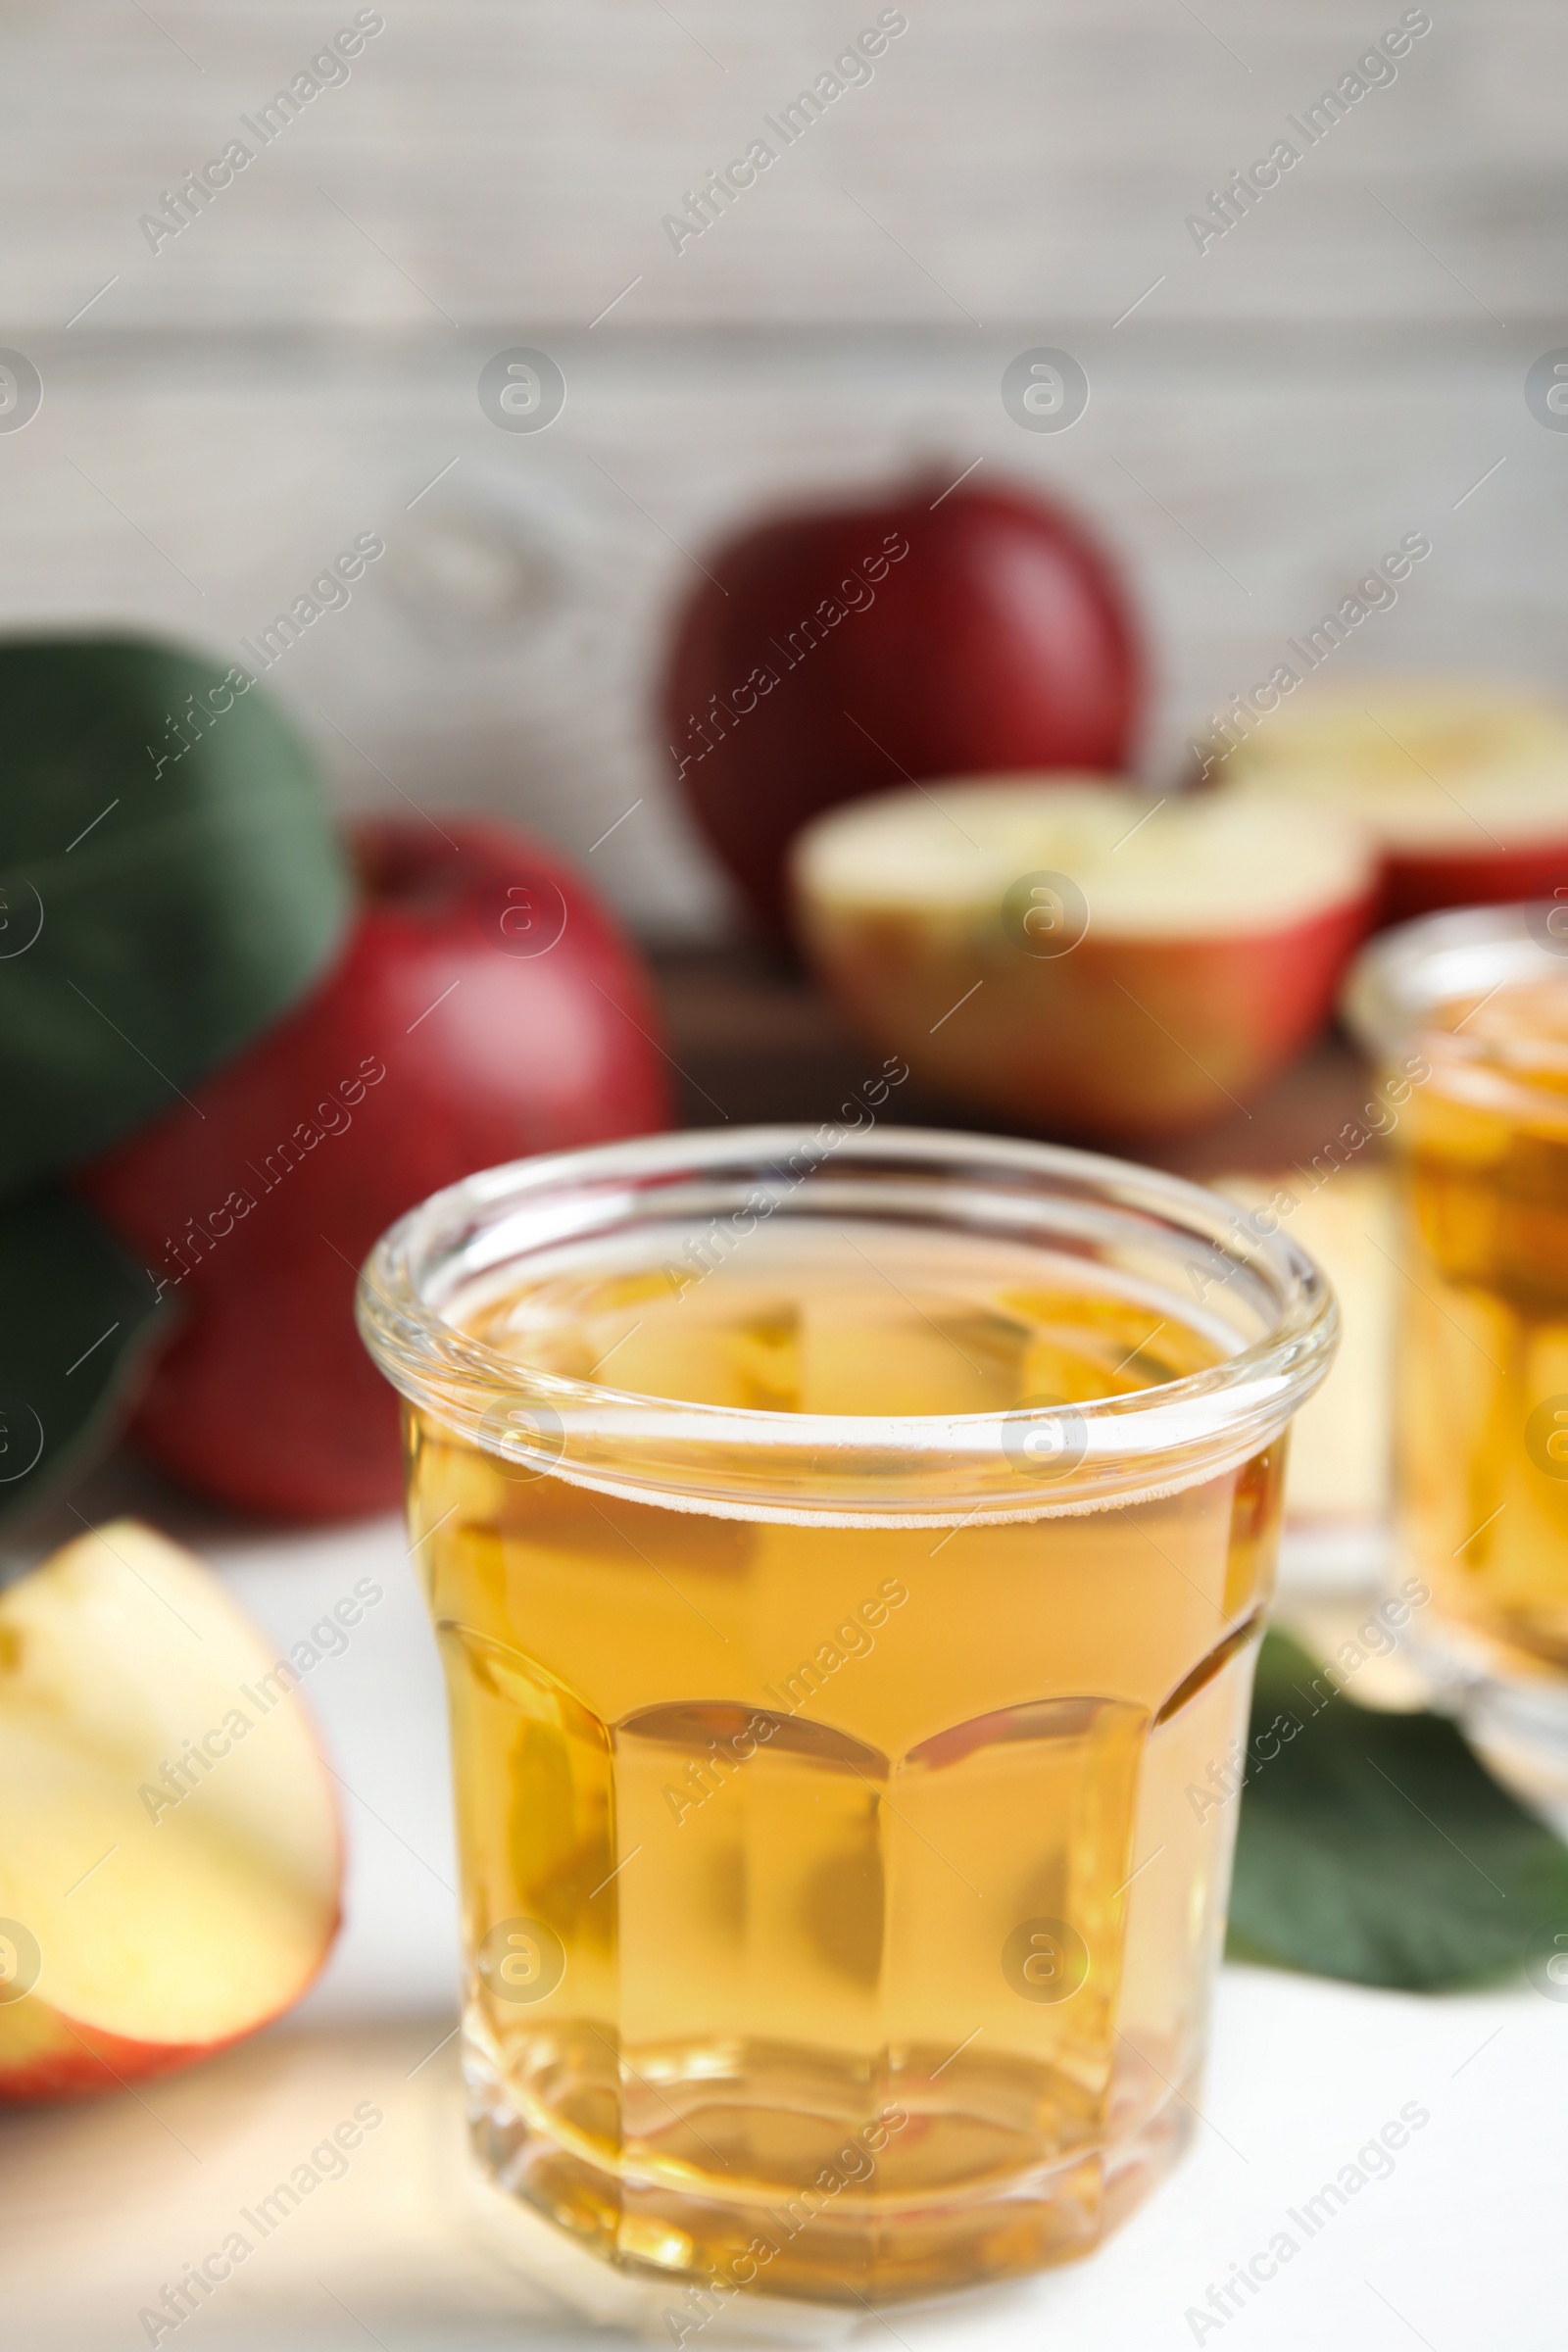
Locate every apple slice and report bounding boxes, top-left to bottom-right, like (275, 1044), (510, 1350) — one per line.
(792, 779), (1375, 1141)
(1221, 682), (1568, 922)
(0, 1521), (340, 2100)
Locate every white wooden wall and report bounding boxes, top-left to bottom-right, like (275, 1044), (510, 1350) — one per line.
(2, 1), (1563, 935)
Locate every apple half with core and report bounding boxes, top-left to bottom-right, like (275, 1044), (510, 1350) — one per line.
(792, 780), (1377, 1142)
(0, 1521), (340, 2100)
(663, 475), (1143, 936)
(1221, 683), (1568, 923)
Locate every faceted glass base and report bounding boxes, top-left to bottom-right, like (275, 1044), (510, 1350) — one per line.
(464, 2016), (1197, 2311)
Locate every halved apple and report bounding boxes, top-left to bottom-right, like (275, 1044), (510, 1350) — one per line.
(1222, 682), (1568, 922)
(0, 1521), (340, 2099)
(791, 779), (1375, 1141)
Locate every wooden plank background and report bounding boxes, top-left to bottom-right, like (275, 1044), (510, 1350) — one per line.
(2, 0), (1562, 935)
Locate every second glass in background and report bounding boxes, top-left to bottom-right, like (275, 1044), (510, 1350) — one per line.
(1348, 904), (1568, 1790)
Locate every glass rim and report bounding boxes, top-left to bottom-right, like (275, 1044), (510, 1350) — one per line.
(1342, 902), (1568, 1125)
(356, 1124), (1338, 1526)
(1344, 901), (1568, 1058)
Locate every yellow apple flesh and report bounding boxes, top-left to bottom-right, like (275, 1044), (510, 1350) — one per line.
(0, 1521), (340, 2099)
(1223, 681), (1568, 922)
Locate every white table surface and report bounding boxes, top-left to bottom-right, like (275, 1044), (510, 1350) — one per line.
(2, 1487), (1563, 2352)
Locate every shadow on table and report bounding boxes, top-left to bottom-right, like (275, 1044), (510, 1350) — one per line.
(5, 2017), (1040, 2350)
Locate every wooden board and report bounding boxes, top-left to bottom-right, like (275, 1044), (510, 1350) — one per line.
(0, 1), (1558, 940)
(1, 327), (1559, 940)
(7, 2), (1562, 329)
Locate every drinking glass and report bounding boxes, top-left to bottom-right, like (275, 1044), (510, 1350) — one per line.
(358, 1125), (1334, 2308)
(1347, 904), (1568, 1783)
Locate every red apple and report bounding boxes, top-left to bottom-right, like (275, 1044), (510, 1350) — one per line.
(0, 1521), (339, 2099)
(1221, 683), (1568, 924)
(663, 474), (1142, 936)
(792, 779), (1376, 1142)
(75, 820), (671, 1521)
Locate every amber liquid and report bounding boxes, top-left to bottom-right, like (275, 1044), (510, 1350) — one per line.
(404, 1221), (1284, 2305)
(1398, 974), (1568, 1674)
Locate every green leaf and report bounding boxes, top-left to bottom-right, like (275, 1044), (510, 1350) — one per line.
(0, 633), (351, 1193)
(0, 1185), (173, 1524)
(1227, 1629), (1568, 1991)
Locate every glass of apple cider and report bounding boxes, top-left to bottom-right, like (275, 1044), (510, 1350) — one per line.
(358, 1126), (1334, 2310)
(1348, 904), (1568, 1770)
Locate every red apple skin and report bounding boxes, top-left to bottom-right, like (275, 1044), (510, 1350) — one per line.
(74, 820), (671, 1521)
(1382, 838), (1568, 925)
(800, 894), (1375, 1143)
(3, 2021), (220, 2103)
(0, 1997), (318, 2104)
(664, 477), (1143, 937)
(1, 1855), (341, 2099)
